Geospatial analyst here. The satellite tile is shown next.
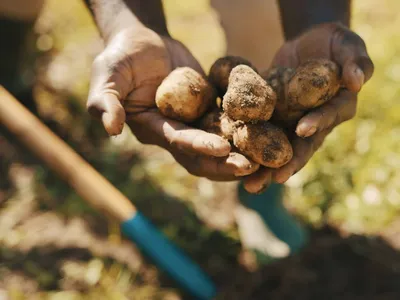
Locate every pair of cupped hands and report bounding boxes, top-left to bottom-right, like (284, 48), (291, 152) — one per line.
(87, 22), (374, 194)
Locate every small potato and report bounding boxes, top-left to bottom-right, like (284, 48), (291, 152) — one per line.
(208, 56), (257, 97)
(155, 67), (216, 123)
(286, 59), (340, 110)
(197, 108), (235, 141)
(232, 122), (293, 168)
(223, 65), (277, 122)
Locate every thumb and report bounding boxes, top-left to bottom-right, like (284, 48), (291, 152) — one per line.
(87, 54), (127, 136)
(99, 93), (126, 136)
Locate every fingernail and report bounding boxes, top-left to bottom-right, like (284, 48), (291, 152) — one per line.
(227, 154), (253, 176)
(103, 113), (124, 136)
(296, 123), (308, 137)
(306, 126), (317, 137)
(234, 165), (255, 176)
(296, 124), (317, 138)
(354, 67), (365, 92)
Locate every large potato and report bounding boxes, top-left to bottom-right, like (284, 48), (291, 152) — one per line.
(263, 59), (341, 128)
(232, 122), (293, 168)
(223, 65), (277, 122)
(155, 67), (216, 123)
(286, 59), (341, 110)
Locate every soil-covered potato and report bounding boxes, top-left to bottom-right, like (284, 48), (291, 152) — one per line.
(232, 122), (293, 168)
(286, 59), (341, 110)
(199, 109), (293, 168)
(223, 65), (277, 122)
(155, 67), (216, 123)
(155, 58), (340, 175)
(263, 59), (341, 128)
(208, 56), (257, 97)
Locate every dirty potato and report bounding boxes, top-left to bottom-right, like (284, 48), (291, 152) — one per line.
(286, 59), (341, 110)
(222, 65), (277, 122)
(155, 67), (216, 123)
(232, 122), (293, 168)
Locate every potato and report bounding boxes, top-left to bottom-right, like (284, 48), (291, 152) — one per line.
(154, 58), (340, 176)
(232, 122), (293, 168)
(286, 59), (340, 110)
(222, 65), (277, 122)
(199, 109), (293, 169)
(155, 67), (216, 123)
(208, 56), (257, 97)
(263, 59), (341, 128)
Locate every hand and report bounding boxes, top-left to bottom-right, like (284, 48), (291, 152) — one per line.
(243, 22), (374, 193)
(87, 26), (259, 180)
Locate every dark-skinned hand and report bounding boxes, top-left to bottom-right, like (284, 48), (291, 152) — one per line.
(243, 22), (374, 193)
(87, 26), (259, 181)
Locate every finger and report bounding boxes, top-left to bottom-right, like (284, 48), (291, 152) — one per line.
(173, 151), (260, 179)
(331, 25), (374, 92)
(88, 92), (126, 136)
(242, 167), (272, 194)
(87, 53), (127, 136)
(127, 110), (232, 157)
(296, 90), (357, 137)
(273, 129), (331, 183)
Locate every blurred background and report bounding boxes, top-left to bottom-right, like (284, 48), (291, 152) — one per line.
(1, 0), (400, 299)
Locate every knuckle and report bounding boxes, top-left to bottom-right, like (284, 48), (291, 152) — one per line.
(357, 56), (375, 80)
(314, 104), (336, 127)
(339, 26), (366, 48)
(92, 53), (108, 68)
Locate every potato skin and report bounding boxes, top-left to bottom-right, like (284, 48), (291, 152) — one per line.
(286, 59), (340, 110)
(208, 56), (257, 97)
(232, 122), (293, 168)
(155, 67), (216, 123)
(263, 59), (341, 128)
(199, 110), (292, 168)
(223, 65), (277, 122)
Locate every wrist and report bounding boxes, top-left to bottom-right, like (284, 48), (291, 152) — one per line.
(278, 0), (351, 40)
(86, 0), (170, 44)
(103, 9), (145, 43)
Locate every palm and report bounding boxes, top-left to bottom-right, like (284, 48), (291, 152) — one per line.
(94, 27), (203, 116)
(88, 26), (258, 181)
(243, 23), (374, 193)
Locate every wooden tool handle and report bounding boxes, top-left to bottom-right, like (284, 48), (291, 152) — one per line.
(0, 86), (218, 299)
(0, 86), (136, 222)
